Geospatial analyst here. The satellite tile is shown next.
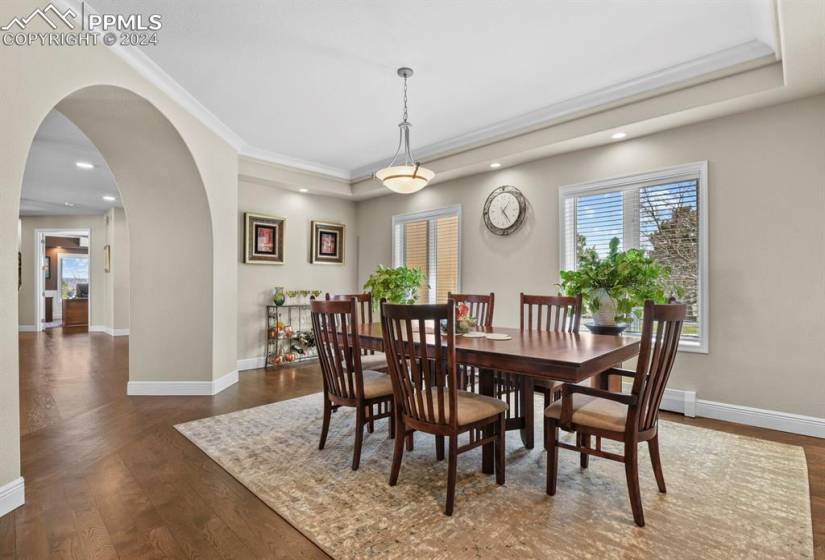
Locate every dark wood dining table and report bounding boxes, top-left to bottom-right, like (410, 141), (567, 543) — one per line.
(356, 323), (641, 474)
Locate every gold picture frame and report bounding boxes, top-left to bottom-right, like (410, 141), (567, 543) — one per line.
(244, 212), (285, 264)
(310, 221), (345, 265)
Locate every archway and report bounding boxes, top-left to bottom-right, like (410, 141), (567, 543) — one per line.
(46, 86), (216, 389)
(1, 31), (239, 508)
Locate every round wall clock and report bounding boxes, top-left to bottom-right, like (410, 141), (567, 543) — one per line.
(483, 185), (527, 236)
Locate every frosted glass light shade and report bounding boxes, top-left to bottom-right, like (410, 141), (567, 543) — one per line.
(375, 165), (435, 194)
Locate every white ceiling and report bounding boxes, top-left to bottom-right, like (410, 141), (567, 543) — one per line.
(20, 110), (122, 216)
(88, 0), (778, 179)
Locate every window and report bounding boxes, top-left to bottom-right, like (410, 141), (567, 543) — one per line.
(59, 254), (90, 299)
(560, 162), (708, 352)
(392, 206), (461, 304)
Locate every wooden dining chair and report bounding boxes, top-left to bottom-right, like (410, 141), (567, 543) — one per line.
(381, 301), (507, 515)
(521, 293), (583, 407)
(447, 292), (494, 391)
(325, 292), (387, 371)
(544, 299), (686, 526)
(311, 299), (395, 471)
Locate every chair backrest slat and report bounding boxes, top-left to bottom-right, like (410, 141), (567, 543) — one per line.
(326, 292), (373, 325)
(327, 293), (376, 355)
(628, 300), (686, 432)
(382, 302), (457, 428)
(447, 292), (495, 328)
(311, 299), (364, 402)
(520, 293), (582, 332)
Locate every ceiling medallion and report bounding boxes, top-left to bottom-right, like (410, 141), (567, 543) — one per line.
(374, 67), (435, 194)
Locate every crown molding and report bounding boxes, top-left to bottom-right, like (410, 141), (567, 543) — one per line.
(239, 146), (351, 181)
(64, 1), (778, 187)
(350, 40), (776, 180)
(57, 0), (351, 180)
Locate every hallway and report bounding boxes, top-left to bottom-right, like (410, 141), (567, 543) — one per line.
(8, 331), (329, 559)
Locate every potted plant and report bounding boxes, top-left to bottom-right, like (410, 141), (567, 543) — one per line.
(362, 265), (426, 310)
(559, 237), (674, 327)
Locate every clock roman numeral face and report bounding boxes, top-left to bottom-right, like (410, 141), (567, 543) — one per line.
(483, 185), (527, 236)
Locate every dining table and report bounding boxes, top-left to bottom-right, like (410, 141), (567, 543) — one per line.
(356, 323), (641, 474)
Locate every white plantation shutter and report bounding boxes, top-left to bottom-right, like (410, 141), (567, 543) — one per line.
(559, 163), (708, 351)
(392, 207), (461, 304)
(435, 215), (459, 304)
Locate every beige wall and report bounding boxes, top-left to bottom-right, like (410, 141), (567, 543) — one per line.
(105, 208), (130, 331)
(356, 94), (825, 418)
(237, 181), (358, 361)
(18, 215), (107, 328)
(0, 0), (238, 492)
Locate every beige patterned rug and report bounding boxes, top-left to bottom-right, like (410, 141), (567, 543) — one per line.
(175, 393), (813, 560)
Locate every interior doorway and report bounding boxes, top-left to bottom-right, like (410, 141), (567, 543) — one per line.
(35, 228), (91, 331)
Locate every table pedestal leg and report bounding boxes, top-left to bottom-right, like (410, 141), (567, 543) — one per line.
(593, 363), (623, 392)
(519, 376), (534, 449)
(479, 368), (495, 475)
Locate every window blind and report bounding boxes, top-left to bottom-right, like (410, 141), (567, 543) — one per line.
(392, 207), (461, 304)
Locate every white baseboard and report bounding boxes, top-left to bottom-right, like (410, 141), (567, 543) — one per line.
(127, 369), (239, 396)
(695, 399), (825, 439)
(237, 356), (266, 371)
(18, 325), (36, 332)
(623, 382), (824, 439)
(213, 369), (240, 394)
(89, 325), (130, 337)
(0, 477), (25, 517)
(623, 382), (696, 417)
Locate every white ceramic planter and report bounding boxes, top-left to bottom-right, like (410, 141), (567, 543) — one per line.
(592, 289), (618, 326)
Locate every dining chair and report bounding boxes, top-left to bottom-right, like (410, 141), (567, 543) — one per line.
(447, 292), (494, 391)
(544, 299), (686, 526)
(311, 298), (395, 471)
(381, 301), (507, 515)
(325, 292), (388, 371)
(521, 293), (583, 407)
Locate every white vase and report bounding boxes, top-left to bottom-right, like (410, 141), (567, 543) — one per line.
(592, 289), (617, 326)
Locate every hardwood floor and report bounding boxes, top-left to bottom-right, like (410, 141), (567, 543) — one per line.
(3, 328), (823, 558)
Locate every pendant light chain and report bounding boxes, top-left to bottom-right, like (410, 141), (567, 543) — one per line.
(402, 74), (408, 124)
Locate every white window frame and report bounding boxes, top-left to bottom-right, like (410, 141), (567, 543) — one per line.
(558, 162), (709, 353)
(392, 205), (462, 304)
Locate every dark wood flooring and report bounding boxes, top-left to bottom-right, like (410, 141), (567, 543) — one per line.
(2, 328), (822, 558)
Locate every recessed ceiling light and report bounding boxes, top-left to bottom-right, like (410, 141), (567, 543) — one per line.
(75, 161), (94, 169)
(102, 195), (116, 201)
(299, 188), (309, 193)
(611, 132), (627, 140)
(489, 162), (502, 168)
(64, 202), (75, 207)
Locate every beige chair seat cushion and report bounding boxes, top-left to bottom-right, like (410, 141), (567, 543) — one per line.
(341, 352), (388, 371)
(361, 369), (394, 399)
(545, 393), (628, 432)
(359, 352), (388, 371)
(427, 389), (507, 426)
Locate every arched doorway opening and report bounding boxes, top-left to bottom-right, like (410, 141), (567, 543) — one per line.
(36, 85), (216, 388)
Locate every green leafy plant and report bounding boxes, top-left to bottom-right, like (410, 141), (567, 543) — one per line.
(559, 237), (675, 324)
(363, 265), (427, 309)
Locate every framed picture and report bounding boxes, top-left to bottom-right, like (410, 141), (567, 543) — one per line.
(244, 212), (285, 264)
(311, 221), (345, 264)
(44, 255), (51, 279)
(103, 245), (111, 273)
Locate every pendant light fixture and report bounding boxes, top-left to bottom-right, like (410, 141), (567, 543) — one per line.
(374, 67), (435, 194)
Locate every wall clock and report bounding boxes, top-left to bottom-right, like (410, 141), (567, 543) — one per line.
(483, 185), (527, 236)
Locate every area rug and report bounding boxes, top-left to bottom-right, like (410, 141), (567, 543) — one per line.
(175, 393), (813, 560)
